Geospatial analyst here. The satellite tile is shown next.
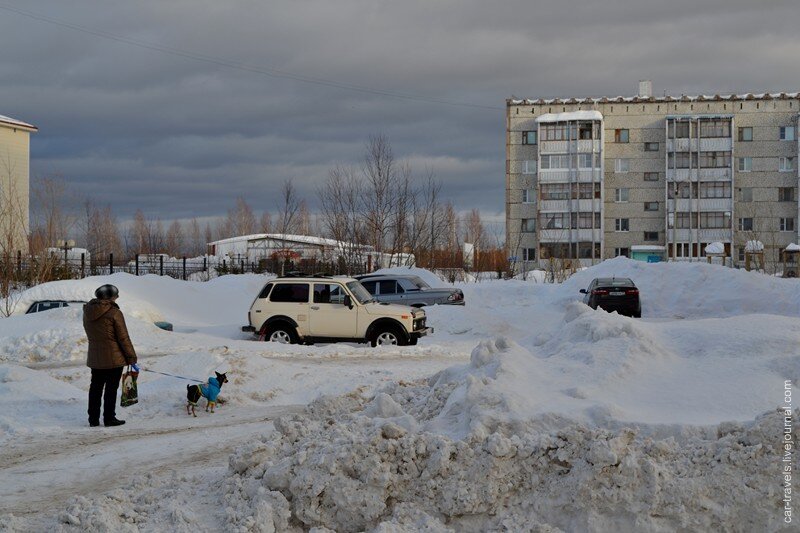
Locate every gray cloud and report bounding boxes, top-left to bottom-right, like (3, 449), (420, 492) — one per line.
(1, 0), (798, 226)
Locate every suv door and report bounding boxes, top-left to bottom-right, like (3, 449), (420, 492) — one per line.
(309, 283), (357, 338)
(267, 282), (310, 335)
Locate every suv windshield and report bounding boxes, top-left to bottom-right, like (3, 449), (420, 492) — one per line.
(346, 281), (374, 304)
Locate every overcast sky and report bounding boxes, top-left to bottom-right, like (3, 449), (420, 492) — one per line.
(1, 0), (798, 228)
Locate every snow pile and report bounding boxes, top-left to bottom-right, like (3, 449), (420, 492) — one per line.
(704, 241), (725, 255)
(559, 257), (800, 318)
(222, 384), (793, 532)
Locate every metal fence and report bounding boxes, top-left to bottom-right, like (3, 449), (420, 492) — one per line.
(1, 251), (368, 283)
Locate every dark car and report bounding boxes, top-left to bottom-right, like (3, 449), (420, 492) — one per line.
(579, 277), (641, 318)
(354, 274), (464, 307)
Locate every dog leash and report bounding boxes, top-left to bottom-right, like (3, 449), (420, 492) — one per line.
(140, 368), (204, 383)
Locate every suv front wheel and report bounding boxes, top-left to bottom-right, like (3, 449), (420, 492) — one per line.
(371, 326), (408, 347)
(264, 324), (298, 344)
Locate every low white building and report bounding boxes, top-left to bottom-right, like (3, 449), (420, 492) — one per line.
(207, 233), (414, 271)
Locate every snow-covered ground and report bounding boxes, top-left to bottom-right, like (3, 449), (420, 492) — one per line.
(0, 258), (797, 531)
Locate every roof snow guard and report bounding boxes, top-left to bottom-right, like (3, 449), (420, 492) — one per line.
(0, 114), (37, 131)
(508, 92), (800, 106)
(536, 110), (602, 123)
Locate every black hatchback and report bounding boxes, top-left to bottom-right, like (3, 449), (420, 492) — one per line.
(580, 277), (641, 318)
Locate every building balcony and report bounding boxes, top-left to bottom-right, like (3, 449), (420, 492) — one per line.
(667, 168), (731, 181)
(668, 198), (732, 212)
(577, 139), (602, 153)
(539, 140), (570, 154)
(667, 138), (732, 152)
(539, 228), (602, 242)
(539, 169), (571, 183)
(699, 168), (731, 180)
(670, 229), (732, 242)
(539, 169), (602, 183)
(539, 199), (603, 212)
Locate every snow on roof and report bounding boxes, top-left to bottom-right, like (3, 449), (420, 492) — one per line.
(745, 240), (764, 252)
(704, 242), (725, 255)
(630, 245), (665, 252)
(0, 114), (37, 131)
(209, 233), (366, 249)
(508, 92), (800, 106)
(535, 110), (602, 123)
(785, 243), (800, 252)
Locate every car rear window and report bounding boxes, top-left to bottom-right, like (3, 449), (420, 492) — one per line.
(258, 283), (274, 299)
(269, 283), (309, 303)
(379, 280), (397, 295)
(361, 280), (377, 294)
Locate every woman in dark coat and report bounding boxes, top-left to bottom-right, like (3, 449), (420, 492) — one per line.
(83, 284), (137, 427)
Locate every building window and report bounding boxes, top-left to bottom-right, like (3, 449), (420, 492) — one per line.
(523, 160), (537, 174)
(644, 172), (659, 182)
(644, 202), (659, 211)
(540, 154), (571, 170)
(738, 246), (745, 262)
(739, 187), (753, 202)
(779, 187), (795, 202)
(699, 151), (731, 168)
(699, 119), (732, 138)
(781, 218), (795, 232)
(615, 158), (630, 173)
(522, 218), (536, 232)
(738, 157), (752, 172)
(780, 157), (795, 172)
(614, 188), (629, 202)
(644, 142), (659, 151)
(615, 129), (629, 143)
(668, 121), (690, 138)
(700, 182), (731, 198)
(780, 126), (796, 141)
(738, 217), (753, 231)
(523, 248), (537, 261)
(699, 212), (730, 229)
(674, 213), (693, 229)
(522, 131), (537, 145)
(643, 231), (659, 241)
(668, 152), (698, 169)
(540, 183), (570, 200)
(541, 212), (570, 229)
(578, 153), (599, 169)
(615, 218), (629, 232)
(522, 189), (536, 203)
(614, 247), (629, 257)
(738, 127), (753, 142)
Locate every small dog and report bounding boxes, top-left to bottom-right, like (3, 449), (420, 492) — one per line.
(186, 372), (228, 417)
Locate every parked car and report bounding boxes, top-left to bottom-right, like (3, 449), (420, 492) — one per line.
(354, 274), (464, 307)
(242, 275), (433, 346)
(26, 300), (174, 331)
(579, 278), (641, 318)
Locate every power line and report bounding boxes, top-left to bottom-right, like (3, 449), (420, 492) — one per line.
(0, 4), (502, 111)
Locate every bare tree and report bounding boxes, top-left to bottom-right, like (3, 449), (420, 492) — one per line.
(187, 218), (203, 257)
(83, 201), (122, 258)
(318, 164), (366, 274)
(259, 211), (272, 234)
(276, 179), (301, 237)
(165, 220), (184, 257)
(29, 177), (77, 255)
(361, 134), (397, 255)
(223, 197), (256, 238)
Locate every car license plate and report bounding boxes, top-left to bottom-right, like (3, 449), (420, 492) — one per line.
(610, 291), (625, 296)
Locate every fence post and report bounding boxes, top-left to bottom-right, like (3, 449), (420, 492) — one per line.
(109, 253), (114, 274)
(241, 259), (244, 272)
(223, 259), (227, 272)
(81, 253), (85, 279)
(182, 257), (187, 280)
(16, 250), (21, 278)
(159, 255), (164, 276)
(203, 257), (207, 272)
(135, 254), (139, 276)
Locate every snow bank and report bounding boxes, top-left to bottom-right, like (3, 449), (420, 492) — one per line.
(221, 386), (793, 532)
(559, 257), (800, 318)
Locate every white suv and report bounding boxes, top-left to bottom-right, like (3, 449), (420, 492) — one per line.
(242, 276), (433, 347)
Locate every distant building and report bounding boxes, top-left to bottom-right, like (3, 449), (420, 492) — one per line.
(0, 114), (37, 254)
(207, 233), (414, 272)
(506, 82), (800, 270)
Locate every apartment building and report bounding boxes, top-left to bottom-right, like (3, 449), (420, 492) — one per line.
(0, 113), (37, 254)
(506, 82), (800, 270)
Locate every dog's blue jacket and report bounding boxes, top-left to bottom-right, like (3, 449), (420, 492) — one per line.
(200, 377), (222, 403)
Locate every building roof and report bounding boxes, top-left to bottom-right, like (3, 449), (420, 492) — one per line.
(0, 114), (37, 131)
(508, 92), (800, 106)
(536, 110), (603, 123)
(208, 233), (371, 250)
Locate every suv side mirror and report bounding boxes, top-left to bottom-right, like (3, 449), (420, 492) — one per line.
(579, 289), (587, 294)
(343, 295), (353, 309)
